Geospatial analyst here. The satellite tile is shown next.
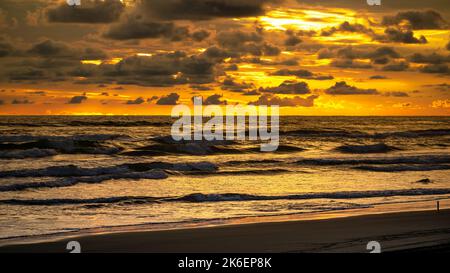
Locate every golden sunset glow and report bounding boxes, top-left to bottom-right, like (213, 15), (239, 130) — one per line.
(0, 0), (449, 115)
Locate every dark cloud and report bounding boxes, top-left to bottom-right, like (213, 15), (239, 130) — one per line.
(242, 90), (261, 96)
(249, 93), (318, 107)
(100, 53), (215, 87)
(156, 93), (180, 105)
(270, 69), (334, 80)
(0, 40), (13, 58)
(409, 53), (450, 64)
(382, 61), (410, 71)
(68, 95), (88, 104)
(191, 30), (211, 42)
(126, 97), (146, 105)
(11, 98), (33, 104)
(221, 77), (254, 92)
(216, 30), (280, 56)
(420, 64), (449, 74)
(196, 94), (228, 105)
(284, 35), (302, 47)
(47, 0), (125, 24)
(260, 80), (311, 95)
(370, 75), (388, 80)
(331, 59), (372, 69)
(190, 84), (213, 91)
(325, 82), (380, 95)
(28, 39), (107, 60)
(384, 92), (409, 97)
(321, 21), (374, 37)
(7, 68), (52, 82)
(224, 64), (239, 71)
(333, 46), (400, 61)
(378, 28), (427, 44)
(105, 17), (189, 41)
(137, 0), (280, 21)
(148, 96), (159, 102)
(422, 83), (450, 91)
(447, 41), (450, 51)
(382, 10), (447, 30)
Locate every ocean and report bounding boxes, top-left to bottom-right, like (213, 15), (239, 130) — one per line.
(0, 116), (449, 242)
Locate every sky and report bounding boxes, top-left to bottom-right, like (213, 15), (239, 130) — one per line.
(0, 0), (449, 115)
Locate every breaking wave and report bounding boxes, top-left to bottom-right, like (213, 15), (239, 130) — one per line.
(283, 128), (450, 139)
(295, 155), (450, 166)
(335, 143), (400, 154)
(2, 188), (450, 206)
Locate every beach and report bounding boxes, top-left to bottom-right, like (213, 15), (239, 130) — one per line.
(1, 209), (449, 253)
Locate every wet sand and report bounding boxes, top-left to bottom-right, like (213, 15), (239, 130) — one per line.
(1, 209), (449, 253)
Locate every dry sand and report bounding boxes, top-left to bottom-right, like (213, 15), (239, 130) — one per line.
(1, 209), (449, 253)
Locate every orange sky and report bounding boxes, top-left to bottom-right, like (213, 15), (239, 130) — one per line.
(0, 0), (449, 115)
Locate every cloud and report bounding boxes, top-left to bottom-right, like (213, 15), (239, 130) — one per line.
(377, 28), (427, 44)
(105, 17), (189, 41)
(432, 100), (450, 108)
(382, 61), (410, 71)
(191, 30), (210, 42)
(260, 80), (311, 95)
(382, 10), (447, 30)
(68, 95), (88, 104)
(321, 21), (375, 37)
(47, 0), (125, 24)
(0, 39), (13, 58)
(384, 91), (409, 97)
(137, 0), (280, 21)
(420, 64), (449, 74)
(331, 59), (372, 69)
(194, 94), (227, 105)
(249, 93), (318, 107)
(270, 69), (334, 80)
(190, 84), (213, 91)
(126, 97), (146, 105)
(284, 32), (302, 46)
(423, 83), (450, 91)
(409, 53), (450, 64)
(216, 30), (280, 56)
(325, 82), (380, 95)
(11, 98), (33, 104)
(221, 76), (254, 92)
(100, 53), (215, 87)
(28, 39), (107, 60)
(370, 75), (388, 80)
(156, 93), (180, 105)
(447, 41), (450, 51)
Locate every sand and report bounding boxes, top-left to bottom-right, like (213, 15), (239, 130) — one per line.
(1, 209), (449, 253)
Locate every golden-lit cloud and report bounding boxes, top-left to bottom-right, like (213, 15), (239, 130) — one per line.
(0, 0), (449, 115)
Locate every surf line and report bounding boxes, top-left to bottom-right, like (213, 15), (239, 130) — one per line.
(171, 96), (279, 152)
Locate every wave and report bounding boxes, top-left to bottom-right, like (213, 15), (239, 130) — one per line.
(0, 161), (218, 179)
(0, 121), (173, 127)
(354, 165), (450, 172)
(0, 134), (128, 143)
(169, 188), (450, 202)
(0, 170), (169, 192)
(0, 134), (129, 157)
(123, 137), (303, 156)
(2, 188), (449, 206)
(335, 143), (399, 154)
(0, 148), (57, 159)
(0, 196), (158, 206)
(0, 161), (218, 192)
(283, 128), (450, 139)
(295, 155), (450, 166)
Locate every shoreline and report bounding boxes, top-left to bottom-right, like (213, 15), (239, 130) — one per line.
(1, 200), (449, 253)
